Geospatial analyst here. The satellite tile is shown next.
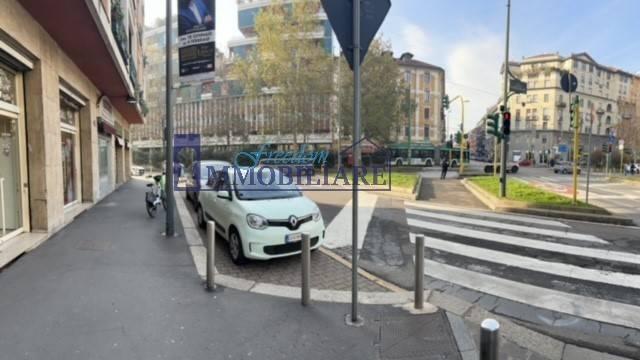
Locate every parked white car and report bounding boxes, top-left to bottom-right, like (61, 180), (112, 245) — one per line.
(186, 160), (232, 204)
(197, 167), (325, 264)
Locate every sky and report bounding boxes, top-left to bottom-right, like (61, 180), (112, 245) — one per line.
(145, 0), (640, 134)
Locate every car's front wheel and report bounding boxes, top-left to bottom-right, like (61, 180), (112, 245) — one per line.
(228, 228), (248, 265)
(196, 205), (206, 229)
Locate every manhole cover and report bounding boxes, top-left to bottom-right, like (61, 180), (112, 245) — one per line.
(379, 311), (461, 360)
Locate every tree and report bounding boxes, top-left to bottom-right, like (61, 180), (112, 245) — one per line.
(233, 0), (334, 146)
(337, 39), (404, 144)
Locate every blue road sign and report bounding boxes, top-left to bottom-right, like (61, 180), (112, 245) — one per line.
(321, 0), (391, 70)
(558, 144), (569, 154)
(560, 72), (578, 93)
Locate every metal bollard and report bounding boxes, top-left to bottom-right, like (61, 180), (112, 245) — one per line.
(414, 234), (425, 309)
(480, 318), (500, 360)
(301, 233), (311, 306)
(206, 220), (216, 291)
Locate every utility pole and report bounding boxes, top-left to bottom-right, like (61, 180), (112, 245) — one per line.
(164, 0), (175, 237)
(349, 0), (362, 326)
(499, 0), (511, 197)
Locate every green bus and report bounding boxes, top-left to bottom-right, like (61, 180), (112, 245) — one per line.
(387, 142), (469, 168)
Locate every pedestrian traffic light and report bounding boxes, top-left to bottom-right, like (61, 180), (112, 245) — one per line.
(443, 95), (450, 110)
(486, 113), (500, 137)
(502, 111), (511, 136)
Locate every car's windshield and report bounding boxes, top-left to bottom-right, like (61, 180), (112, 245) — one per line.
(232, 168), (301, 201)
(199, 162), (228, 180)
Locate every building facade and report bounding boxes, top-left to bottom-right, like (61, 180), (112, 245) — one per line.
(0, 0), (145, 268)
(396, 53), (446, 146)
(229, 0), (333, 60)
(503, 52), (638, 162)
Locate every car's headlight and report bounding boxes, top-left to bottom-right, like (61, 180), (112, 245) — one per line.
(247, 214), (268, 230)
(312, 211), (321, 222)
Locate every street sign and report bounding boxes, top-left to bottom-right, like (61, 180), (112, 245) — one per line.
(560, 72), (578, 93)
(321, 0), (391, 70)
(509, 79), (527, 94)
(559, 144), (569, 154)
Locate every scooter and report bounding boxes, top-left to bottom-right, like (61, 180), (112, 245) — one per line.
(145, 174), (167, 218)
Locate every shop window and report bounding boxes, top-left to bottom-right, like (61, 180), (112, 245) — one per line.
(60, 94), (80, 206)
(0, 66), (16, 105)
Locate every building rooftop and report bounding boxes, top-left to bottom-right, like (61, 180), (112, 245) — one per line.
(396, 52), (444, 72)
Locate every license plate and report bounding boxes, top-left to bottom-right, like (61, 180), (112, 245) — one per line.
(285, 233), (302, 244)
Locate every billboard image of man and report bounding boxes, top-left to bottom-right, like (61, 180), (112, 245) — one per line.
(178, 0), (215, 36)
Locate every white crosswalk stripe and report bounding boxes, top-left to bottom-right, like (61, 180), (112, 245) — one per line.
(405, 203), (640, 329)
(406, 208), (605, 243)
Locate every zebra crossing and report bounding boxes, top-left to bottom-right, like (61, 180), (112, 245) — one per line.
(404, 201), (640, 330)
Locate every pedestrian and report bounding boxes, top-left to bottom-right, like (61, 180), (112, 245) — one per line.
(441, 159), (450, 180)
(631, 163), (636, 176)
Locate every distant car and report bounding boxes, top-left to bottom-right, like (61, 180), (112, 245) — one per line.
(553, 162), (581, 175)
(624, 163), (640, 175)
(484, 162), (519, 174)
(131, 166), (145, 176)
(197, 167), (325, 264)
(186, 160), (232, 204)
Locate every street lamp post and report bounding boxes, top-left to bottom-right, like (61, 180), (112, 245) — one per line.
(586, 108), (605, 204)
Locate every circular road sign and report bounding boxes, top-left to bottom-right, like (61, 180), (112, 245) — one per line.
(561, 72), (578, 93)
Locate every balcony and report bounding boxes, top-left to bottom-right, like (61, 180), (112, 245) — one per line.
(18, 0), (143, 124)
(111, 1), (129, 65)
(556, 101), (567, 108)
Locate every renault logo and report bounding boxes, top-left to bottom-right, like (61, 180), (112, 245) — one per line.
(288, 215), (298, 228)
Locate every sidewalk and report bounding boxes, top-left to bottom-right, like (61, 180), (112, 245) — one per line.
(417, 175), (487, 209)
(0, 180), (463, 360)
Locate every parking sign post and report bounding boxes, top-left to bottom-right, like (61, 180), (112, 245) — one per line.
(321, 0), (390, 326)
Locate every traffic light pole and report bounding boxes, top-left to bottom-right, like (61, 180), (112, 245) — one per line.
(499, 0), (511, 198)
(571, 97), (580, 205)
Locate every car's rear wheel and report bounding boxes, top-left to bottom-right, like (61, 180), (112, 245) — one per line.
(196, 205), (206, 229)
(229, 228), (248, 265)
(511, 166), (519, 174)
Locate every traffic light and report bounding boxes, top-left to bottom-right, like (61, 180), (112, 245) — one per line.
(486, 113), (500, 137)
(602, 144), (607, 153)
(443, 95), (450, 110)
(502, 111), (511, 136)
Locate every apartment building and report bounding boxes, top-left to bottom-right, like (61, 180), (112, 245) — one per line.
(503, 52), (638, 162)
(229, 0), (333, 60)
(0, 0), (145, 268)
(396, 52), (446, 146)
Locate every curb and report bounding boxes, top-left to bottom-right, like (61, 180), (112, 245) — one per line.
(174, 192), (414, 305)
(461, 179), (634, 226)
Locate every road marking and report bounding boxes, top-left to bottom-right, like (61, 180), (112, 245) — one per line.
(408, 218), (640, 265)
(405, 208), (607, 244)
(323, 192), (378, 249)
(424, 259), (640, 330)
(417, 235), (640, 290)
(405, 201), (570, 228)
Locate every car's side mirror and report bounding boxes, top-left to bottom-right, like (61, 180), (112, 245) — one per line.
(218, 190), (231, 200)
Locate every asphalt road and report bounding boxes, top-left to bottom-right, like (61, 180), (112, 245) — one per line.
(308, 172), (640, 357)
